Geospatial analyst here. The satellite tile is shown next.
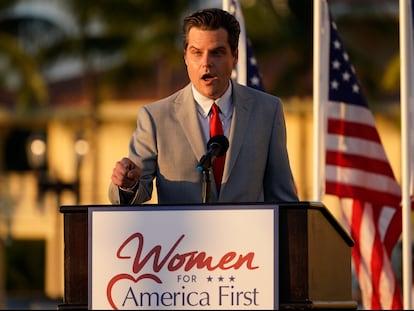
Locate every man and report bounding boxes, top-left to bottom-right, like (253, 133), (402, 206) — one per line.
(109, 7), (298, 204)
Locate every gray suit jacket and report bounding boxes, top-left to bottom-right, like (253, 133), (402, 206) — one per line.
(108, 82), (298, 204)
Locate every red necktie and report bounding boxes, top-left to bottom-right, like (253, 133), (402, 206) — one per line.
(210, 103), (225, 193)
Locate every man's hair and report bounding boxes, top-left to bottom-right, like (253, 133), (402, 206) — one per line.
(182, 8), (240, 54)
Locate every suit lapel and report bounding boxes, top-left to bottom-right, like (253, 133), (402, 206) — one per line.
(174, 84), (206, 162)
(222, 84), (253, 185)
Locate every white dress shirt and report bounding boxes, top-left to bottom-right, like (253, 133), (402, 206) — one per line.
(192, 81), (233, 144)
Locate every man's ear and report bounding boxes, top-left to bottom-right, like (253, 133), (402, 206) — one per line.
(183, 52), (188, 66)
(233, 49), (239, 66)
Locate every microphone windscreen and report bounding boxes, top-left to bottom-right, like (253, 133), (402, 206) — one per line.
(207, 135), (229, 157)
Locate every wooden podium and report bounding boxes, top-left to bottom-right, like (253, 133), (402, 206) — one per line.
(58, 201), (357, 310)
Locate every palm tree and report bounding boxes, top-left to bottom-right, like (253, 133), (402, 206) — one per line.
(0, 0), (49, 113)
(37, 0), (189, 99)
(32, 0), (189, 202)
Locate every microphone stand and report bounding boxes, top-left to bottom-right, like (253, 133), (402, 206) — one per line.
(201, 167), (212, 204)
(198, 135), (228, 204)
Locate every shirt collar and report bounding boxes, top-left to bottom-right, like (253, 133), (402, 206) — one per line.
(192, 81), (233, 118)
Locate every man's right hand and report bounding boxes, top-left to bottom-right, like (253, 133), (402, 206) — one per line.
(111, 157), (142, 190)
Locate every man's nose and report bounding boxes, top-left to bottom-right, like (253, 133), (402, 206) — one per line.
(201, 52), (213, 67)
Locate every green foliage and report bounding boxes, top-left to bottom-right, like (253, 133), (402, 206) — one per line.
(0, 33), (48, 109)
(382, 54), (400, 93)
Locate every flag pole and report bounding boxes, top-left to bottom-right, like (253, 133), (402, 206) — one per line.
(313, 0), (322, 201)
(313, 0), (328, 201)
(399, 0), (413, 308)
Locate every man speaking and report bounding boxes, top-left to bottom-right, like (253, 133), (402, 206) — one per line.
(108, 8), (298, 205)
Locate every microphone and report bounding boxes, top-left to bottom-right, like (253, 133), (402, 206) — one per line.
(197, 135), (229, 171)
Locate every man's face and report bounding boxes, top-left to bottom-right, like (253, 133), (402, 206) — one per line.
(184, 27), (238, 100)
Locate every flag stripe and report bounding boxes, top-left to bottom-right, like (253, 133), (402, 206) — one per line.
(325, 165), (401, 197)
(340, 199), (401, 309)
(326, 151), (395, 177)
(326, 181), (401, 206)
(326, 102), (390, 163)
(328, 118), (382, 142)
(326, 135), (390, 163)
(328, 99), (374, 123)
(326, 133), (388, 163)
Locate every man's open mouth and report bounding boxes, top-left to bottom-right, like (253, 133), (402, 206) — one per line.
(202, 73), (215, 81)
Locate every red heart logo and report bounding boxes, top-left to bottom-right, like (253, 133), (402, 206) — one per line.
(106, 273), (162, 309)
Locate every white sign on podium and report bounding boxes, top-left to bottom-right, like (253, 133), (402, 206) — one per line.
(88, 204), (279, 310)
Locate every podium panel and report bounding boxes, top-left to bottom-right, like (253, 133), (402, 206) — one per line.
(89, 205), (279, 309)
(278, 203), (356, 309)
(61, 208), (88, 309)
(59, 201), (357, 310)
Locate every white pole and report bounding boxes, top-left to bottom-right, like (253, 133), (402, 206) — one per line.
(313, 0), (324, 201)
(313, 0), (321, 201)
(399, 0), (413, 308)
(222, 0), (230, 15)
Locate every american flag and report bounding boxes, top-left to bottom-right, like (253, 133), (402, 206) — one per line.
(324, 11), (403, 310)
(225, 0), (264, 91)
(245, 38), (264, 91)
